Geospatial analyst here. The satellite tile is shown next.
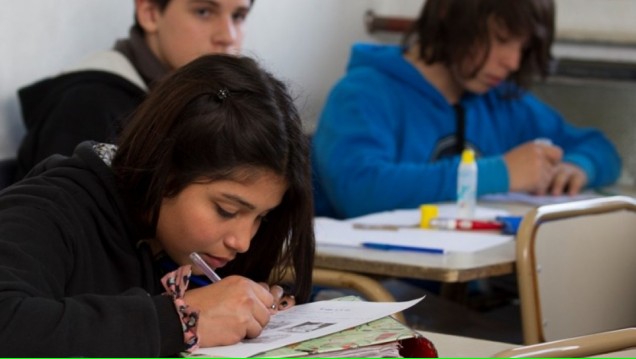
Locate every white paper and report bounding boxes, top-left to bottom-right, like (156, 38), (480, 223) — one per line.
(359, 228), (512, 253)
(345, 204), (509, 227)
(314, 205), (513, 253)
(190, 296), (424, 358)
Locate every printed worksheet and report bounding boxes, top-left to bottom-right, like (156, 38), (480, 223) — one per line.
(189, 296), (424, 358)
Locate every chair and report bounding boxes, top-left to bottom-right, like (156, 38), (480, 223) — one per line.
(515, 195), (636, 345)
(284, 268), (405, 322)
(493, 327), (636, 358)
(0, 157), (17, 190)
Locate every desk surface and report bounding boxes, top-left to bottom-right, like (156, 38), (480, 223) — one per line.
(418, 330), (517, 358)
(316, 240), (516, 282)
(316, 192), (636, 283)
(418, 330), (636, 358)
(315, 202), (527, 283)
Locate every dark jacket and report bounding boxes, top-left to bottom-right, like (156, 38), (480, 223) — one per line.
(0, 141), (184, 356)
(14, 51), (147, 181)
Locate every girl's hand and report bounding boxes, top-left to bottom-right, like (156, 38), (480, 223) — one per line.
(185, 276), (275, 347)
(261, 283), (296, 311)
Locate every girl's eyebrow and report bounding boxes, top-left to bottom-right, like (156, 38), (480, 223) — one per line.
(221, 193), (256, 210)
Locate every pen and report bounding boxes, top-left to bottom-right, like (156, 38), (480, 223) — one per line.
(429, 218), (503, 231)
(496, 216), (523, 235)
(353, 223), (416, 231)
(189, 252), (222, 283)
(361, 242), (444, 255)
(353, 218), (503, 231)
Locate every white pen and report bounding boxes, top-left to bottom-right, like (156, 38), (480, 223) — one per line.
(189, 252), (222, 283)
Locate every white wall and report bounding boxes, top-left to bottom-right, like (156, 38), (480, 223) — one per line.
(243, 0), (424, 133)
(1, 0), (636, 160)
(556, 0), (636, 44)
(0, 1), (134, 160)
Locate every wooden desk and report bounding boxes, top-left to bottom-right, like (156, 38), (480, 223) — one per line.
(592, 348), (636, 358)
(418, 330), (517, 358)
(315, 202), (529, 283)
(418, 330), (636, 358)
(316, 240), (516, 283)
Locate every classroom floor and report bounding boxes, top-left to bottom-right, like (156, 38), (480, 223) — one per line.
(314, 276), (524, 345)
(383, 277), (523, 345)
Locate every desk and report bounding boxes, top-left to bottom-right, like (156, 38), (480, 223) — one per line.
(418, 330), (517, 357)
(592, 348), (636, 358)
(418, 330), (636, 358)
(315, 202), (529, 284)
(316, 240), (515, 283)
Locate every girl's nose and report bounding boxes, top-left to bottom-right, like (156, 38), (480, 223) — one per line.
(224, 221), (256, 254)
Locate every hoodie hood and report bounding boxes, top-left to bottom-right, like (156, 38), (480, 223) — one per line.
(346, 43), (449, 107)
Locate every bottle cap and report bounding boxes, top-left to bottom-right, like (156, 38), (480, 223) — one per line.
(461, 148), (475, 163)
(419, 204), (439, 228)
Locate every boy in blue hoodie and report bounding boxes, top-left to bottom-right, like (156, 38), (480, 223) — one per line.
(312, 0), (621, 218)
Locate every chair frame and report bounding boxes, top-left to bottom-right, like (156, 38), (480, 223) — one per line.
(284, 268), (404, 322)
(516, 195), (636, 344)
(493, 327), (636, 358)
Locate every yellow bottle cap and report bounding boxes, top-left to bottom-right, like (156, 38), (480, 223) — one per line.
(461, 148), (475, 163)
(420, 204), (439, 228)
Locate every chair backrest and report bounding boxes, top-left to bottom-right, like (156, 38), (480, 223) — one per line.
(516, 196), (636, 344)
(0, 158), (17, 190)
(283, 268), (405, 322)
(493, 327), (636, 358)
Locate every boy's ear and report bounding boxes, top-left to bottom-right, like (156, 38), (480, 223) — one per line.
(135, 0), (161, 33)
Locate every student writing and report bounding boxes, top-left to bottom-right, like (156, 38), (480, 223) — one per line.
(311, 0), (621, 218)
(0, 54), (314, 356)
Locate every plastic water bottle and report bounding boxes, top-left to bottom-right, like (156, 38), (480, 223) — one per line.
(457, 148), (477, 219)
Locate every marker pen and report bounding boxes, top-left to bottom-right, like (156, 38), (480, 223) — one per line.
(429, 218), (503, 231)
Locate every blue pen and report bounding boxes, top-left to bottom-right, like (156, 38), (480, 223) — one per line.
(361, 242), (444, 255)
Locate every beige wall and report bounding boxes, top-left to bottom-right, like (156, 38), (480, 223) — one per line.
(1, 0), (635, 164)
(556, 0), (636, 44)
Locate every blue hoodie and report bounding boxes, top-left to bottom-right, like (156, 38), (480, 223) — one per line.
(312, 43), (621, 218)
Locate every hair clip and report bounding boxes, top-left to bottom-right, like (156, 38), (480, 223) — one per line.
(216, 88), (230, 101)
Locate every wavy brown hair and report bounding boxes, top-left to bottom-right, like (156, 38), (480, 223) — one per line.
(403, 0), (555, 92)
(111, 54), (314, 302)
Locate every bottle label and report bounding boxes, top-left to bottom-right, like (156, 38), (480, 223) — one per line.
(457, 165), (477, 218)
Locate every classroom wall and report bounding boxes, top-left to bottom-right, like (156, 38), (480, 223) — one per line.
(1, 0), (636, 180)
(0, 1), (134, 160)
(0, 0), (423, 161)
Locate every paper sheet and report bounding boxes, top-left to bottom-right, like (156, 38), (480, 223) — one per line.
(314, 205), (513, 253)
(189, 296), (424, 358)
(314, 218), (512, 253)
(345, 204), (509, 226)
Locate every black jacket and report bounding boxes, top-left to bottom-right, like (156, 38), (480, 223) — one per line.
(0, 142), (184, 356)
(14, 52), (146, 181)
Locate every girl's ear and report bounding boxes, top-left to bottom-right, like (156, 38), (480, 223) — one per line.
(135, 0), (161, 34)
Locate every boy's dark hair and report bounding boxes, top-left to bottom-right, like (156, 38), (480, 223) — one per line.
(402, 0), (555, 90)
(133, 0), (255, 33)
(112, 54), (314, 302)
